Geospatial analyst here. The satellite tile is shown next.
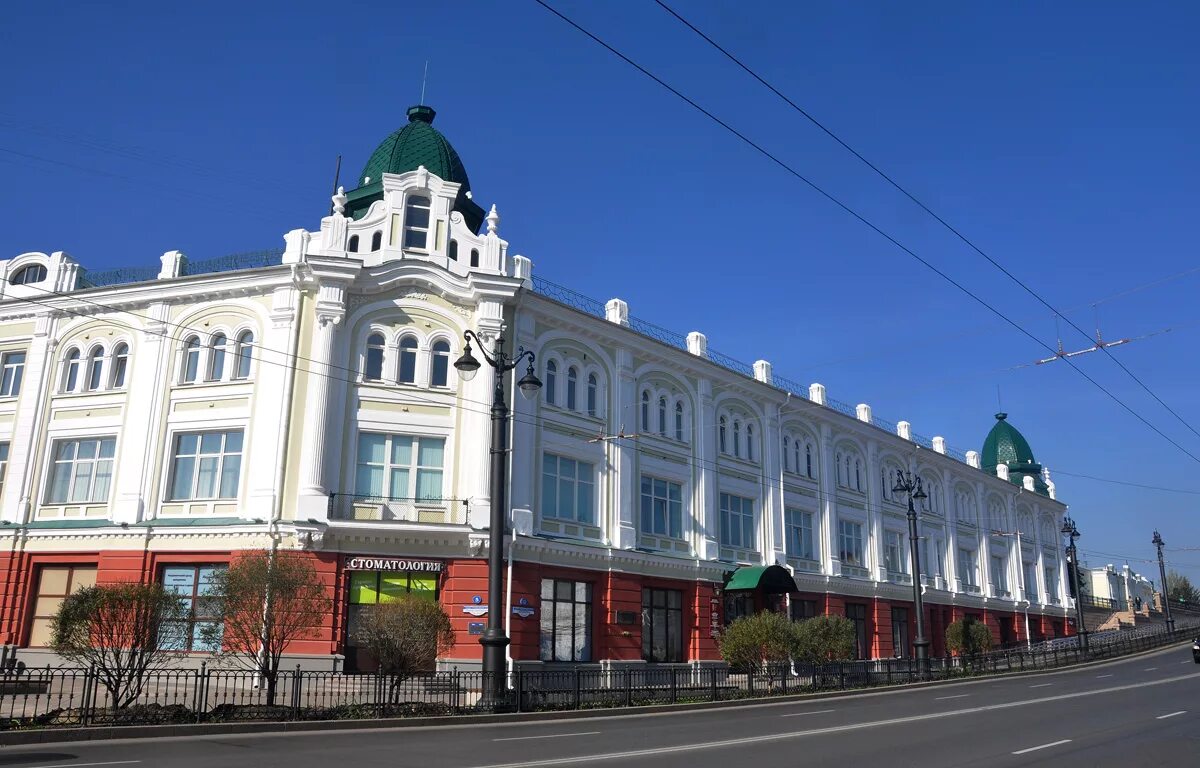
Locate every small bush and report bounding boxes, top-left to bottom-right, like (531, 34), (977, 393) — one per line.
(945, 617), (994, 657)
(719, 611), (798, 671)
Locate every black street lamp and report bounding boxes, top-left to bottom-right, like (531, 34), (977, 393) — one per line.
(1152, 530), (1175, 633)
(892, 470), (931, 678)
(454, 330), (541, 707)
(1062, 516), (1089, 655)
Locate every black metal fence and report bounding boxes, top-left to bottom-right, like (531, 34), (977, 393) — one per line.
(2, 623), (1195, 731)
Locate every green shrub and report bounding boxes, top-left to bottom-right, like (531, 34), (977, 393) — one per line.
(719, 611), (798, 671)
(945, 617), (993, 657)
(794, 615), (856, 663)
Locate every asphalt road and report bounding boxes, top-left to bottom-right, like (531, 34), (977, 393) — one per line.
(3, 645), (1198, 768)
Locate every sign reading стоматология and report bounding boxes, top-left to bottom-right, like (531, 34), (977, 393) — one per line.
(345, 557), (444, 572)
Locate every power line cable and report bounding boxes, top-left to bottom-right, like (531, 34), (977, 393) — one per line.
(531, 0), (1200, 465)
(1049, 470), (1200, 496)
(651, 0), (1200, 443)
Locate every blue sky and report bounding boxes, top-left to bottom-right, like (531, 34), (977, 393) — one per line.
(3, 1), (1198, 585)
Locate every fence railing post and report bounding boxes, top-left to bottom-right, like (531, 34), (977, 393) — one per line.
(670, 667), (678, 703)
(573, 667), (581, 710)
(624, 668), (632, 708)
(291, 665), (302, 719)
(193, 662), (206, 723)
(710, 667), (718, 702)
(79, 665), (95, 727)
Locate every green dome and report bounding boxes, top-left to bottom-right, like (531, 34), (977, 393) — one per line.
(345, 105), (486, 232)
(981, 413), (1048, 494)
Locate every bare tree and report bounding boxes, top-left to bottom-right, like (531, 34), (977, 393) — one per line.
(356, 597), (455, 702)
(51, 583), (188, 711)
(202, 550), (327, 704)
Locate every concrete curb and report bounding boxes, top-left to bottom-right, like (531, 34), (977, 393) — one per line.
(2, 640), (1189, 747)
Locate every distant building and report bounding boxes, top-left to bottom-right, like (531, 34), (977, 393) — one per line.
(0, 105), (1074, 669)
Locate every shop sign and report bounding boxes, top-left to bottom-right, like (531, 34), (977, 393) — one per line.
(345, 557), (444, 572)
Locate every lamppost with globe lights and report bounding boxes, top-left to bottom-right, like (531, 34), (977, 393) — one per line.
(1152, 530), (1175, 633)
(892, 470), (931, 678)
(1062, 516), (1088, 654)
(453, 330), (541, 707)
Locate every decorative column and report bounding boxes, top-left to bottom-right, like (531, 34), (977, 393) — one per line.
(1, 314), (55, 524)
(764, 402), (785, 565)
(611, 348), (636, 550)
(694, 378), (718, 560)
(458, 303), (504, 529)
(866, 440), (883, 582)
(297, 284), (345, 520)
(112, 303), (169, 524)
(818, 422), (838, 576)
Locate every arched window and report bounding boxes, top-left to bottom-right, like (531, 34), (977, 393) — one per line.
(348, 235), (359, 253)
(805, 443), (813, 478)
(854, 459), (862, 491)
(110, 343), (129, 389)
(882, 469), (891, 501)
(470, 249), (480, 268)
(641, 391), (650, 431)
(657, 396), (667, 436)
(403, 194), (431, 249)
(566, 367), (578, 410)
(794, 440), (803, 477)
(783, 437), (791, 472)
(9, 264), (47, 285)
(364, 333), (385, 381)
(398, 336), (418, 384)
(719, 416), (727, 453)
(545, 360), (557, 405)
(448, 239), (458, 261)
(586, 373), (598, 417)
(430, 340), (451, 387)
(746, 424), (755, 461)
(63, 348), (81, 392)
(370, 231), (382, 251)
(674, 401), (684, 441)
(85, 346), (104, 391)
(233, 331), (254, 380)
(835, 452), (844, 486)
(208, 334), (227, 381)
(733, 420), (741, 458)
(182, 337), (201, 383)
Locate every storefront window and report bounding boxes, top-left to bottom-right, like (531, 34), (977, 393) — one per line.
(159, 565), (225, 651)
(845, 602), (868, 659)
(27, 565), (96, 647)
(642, 588), (683, 663)
(723, 591), (754, 625)
(539, 579), (592, 662)
(789, 599), (817, 622)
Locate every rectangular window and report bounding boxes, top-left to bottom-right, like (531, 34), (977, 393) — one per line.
(719, 493), (756, 551)
(789, 598), (817, 622)
(1045, 566), (1059, 600)
(27, 565), (97, 647)
(346, 569), (439, 652)
(540, 579), (592, 662)
(845, 602), (868, 660)
(159, 565), (226, 651)
(991, 555), (1008, 594)
(1024, 561), (1039, 602)
(403, 196), (432, 249)
(640, 475), (683, 539)
(47, 437), (116, 504)
(724, 591), (754, 625)
(0, 351), (25, 397)
(958, 549), (978, 587)
(168, 430), (243, 501)
(884, 530), (907, 575)
(891, 607), (910, 659)
(0, 441), (8, 499)
(642, 588), (683, 663)
(838, 520), (864, 567)
(354, 433), (445, 501)
(542, 453), (595, 525)
(785, 508), (814, 561)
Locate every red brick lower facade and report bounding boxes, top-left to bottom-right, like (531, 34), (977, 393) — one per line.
(1, 548), (1072, 665)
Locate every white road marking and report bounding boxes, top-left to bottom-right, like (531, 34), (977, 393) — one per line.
(779, 709), (836, 718)
(466, 672), (1200, 768)
(494, 731), (601, 742)
(1095, 674), (1113, 678)
(26, 763), (141, 768)
(1156, 711), (1187, 720)
(1012, 739), (1072, 755)
(1144, 667), (1158, 671)
(935, 694), (970, 700)
(1182, 660), (1194, 664)
(1029, 683), (1053, 688)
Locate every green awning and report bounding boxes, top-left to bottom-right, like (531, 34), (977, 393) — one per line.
(724, 565), (799, 594)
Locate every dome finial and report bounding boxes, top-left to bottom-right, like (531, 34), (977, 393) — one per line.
(486, 204), (500, 235)
(407, 105), (436, 124)
(995, 412), (1008, 421)
(331, 186), (347, 216)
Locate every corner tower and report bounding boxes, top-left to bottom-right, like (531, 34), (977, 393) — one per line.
(981, 412), (1049, 495)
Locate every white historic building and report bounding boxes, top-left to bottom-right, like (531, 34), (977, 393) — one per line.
(0, 104), (1073, 668)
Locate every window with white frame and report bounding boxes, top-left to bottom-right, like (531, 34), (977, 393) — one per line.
(430, 340), (451, 388)
(63, 348), (81, 392)
(958, 548), (979, 588)
(673, 401), (683, 440)
(1024, 561), (1039, 602)
(566, 367), (578, 410)
(838, 519), (865, 568)
(836, 451), (863, 491)
(182, 336), (201, 383)
(9, 263), (47, 285)
(1044, 565), (1059, 601)
(884, 530), (907, 575)
(746, 424), (755, 462)
(785, 508), (814, 561)
(403, 194), (431, 249)
(732, 420), (741, 458)
(168, 430), (243, 501)
(354, 433), (445, 501)
(85, 346), (104, 391)
(923, 481), (942, 515)
(641, 390), (650, 432)
(207, 334), (227, 381)
(657, 396), (667, 436)
(719, 493), (755, 551)
(111, 343), (129, 388)
(640, 475), (683, 539)
(545, 361), (557, 405)
(47, 437), (116, 504)
(398, 336), (418, 384)
(805, 442), (813, 478)
(990, 554), (1008, 594)
(586, 374), (598, 417)
(233, 332), (253, 380)
(783, 437), (792, 472)
(0, 441), (8, 498)
(542, 453), (595, 525)
(718, 417), (727, 453)
(1, 351), (25, 397)
(364, 333), (385, 381)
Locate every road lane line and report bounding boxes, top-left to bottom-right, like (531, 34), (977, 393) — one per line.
(1012, 739), (1071, 755)
(466, 671), (1200, 768)
(1182, 660), (1193, 664)
(1029, 683), (1053, 688)
(779, 709), (836, 718)
(1156, 711), (1186, 720)
(934, 694), (969, 700)
(26, 763), (141, 768)
(1095, 674), (1113, 678)
(494, 731), (601, 742)
(1144, 667), (1158, 671)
